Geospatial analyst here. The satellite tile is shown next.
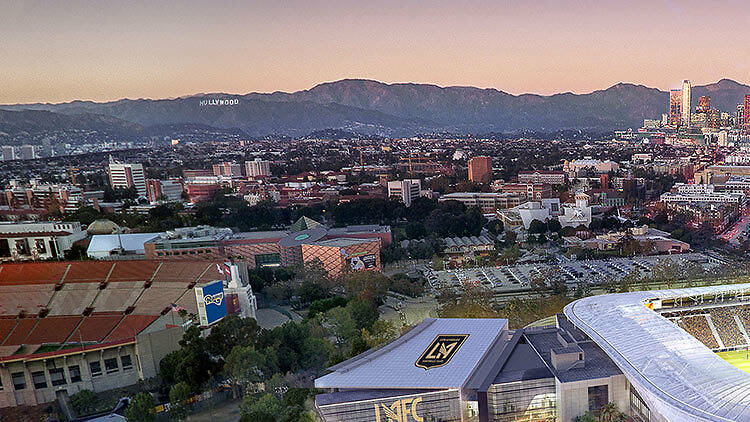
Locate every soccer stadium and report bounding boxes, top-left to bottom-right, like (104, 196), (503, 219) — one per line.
(315, 284), (750, 422)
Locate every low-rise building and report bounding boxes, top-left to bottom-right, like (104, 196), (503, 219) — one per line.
(558, 193), (593, 228)
(518, 170), (566, 185)
(439, 192), (524, 214)
(0, 221), (87, 261)
(492, 183), (552, 200)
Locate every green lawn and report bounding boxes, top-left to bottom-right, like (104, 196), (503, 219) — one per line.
(717, 350), (750, 373)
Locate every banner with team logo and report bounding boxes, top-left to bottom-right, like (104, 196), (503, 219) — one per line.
(195, 280), (227, 326)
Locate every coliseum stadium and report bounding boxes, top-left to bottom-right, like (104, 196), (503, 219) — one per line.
(0, 260), (255, 408)
(315, 284), (750, 422)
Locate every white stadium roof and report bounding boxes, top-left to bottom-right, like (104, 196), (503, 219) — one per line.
(565, 283), (750, 422)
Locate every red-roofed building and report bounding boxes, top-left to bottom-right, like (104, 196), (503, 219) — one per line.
(0, 259), (254, 408)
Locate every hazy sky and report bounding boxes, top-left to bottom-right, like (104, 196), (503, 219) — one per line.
(2, 0), (749, 104)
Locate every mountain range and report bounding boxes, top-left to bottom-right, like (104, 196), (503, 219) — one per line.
(1, 78), (749, 141)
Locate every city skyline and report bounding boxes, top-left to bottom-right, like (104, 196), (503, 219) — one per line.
(3, 0), (750, 104)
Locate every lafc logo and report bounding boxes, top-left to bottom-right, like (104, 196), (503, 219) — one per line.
(374, 397), (423, 422)
(415, 334), (469, 370)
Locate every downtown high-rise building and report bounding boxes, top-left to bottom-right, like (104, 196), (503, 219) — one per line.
(697, 96), (711, 113)
(669, 90), (682, 127)
(738, 104), (745, 130)
(1, 146), (14, 161)
(745, 94), (750, 133)
(681, 80), (692, 127)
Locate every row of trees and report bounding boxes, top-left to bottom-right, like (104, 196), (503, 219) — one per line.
(122, 267), (412, 422)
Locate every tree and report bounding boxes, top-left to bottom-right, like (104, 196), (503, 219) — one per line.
(308, 296), (348, 319)
(205, 315), (260, 360)
(486, 219), (504, 236)
(241, 393), (282, 419)
(528, 219), (547, 234)
(225, 346), (266, 398)
(575, 412), (597, 422)
(169, 382), (192, 421)
(362, 320), (401, 349)
(346, 299), (379, 331)
(125, 392), (156, 422)
(70, 390), (97, 416)
(547, 219), (562, 233)
(325, 306), (359, 352)
(500, 244), (521, 265)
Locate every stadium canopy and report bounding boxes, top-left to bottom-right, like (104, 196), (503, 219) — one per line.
(565, 284), (750, 422)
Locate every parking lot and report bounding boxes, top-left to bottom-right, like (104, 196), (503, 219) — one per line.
(424, 253), (723, 293)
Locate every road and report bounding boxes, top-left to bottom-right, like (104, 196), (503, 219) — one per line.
(722, 216), (750, 246)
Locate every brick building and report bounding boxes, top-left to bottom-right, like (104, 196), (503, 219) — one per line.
(302, 238), (381, 278)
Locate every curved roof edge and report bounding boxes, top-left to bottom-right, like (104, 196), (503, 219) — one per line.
(565, 284), (750, 422)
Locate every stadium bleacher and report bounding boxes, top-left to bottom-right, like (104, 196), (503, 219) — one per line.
(24, 316), (82, 344)
(0, 260), (224, 354)
(677, 315), (720, 349)
(104, 315), (159, 342)
(47, 283), (99, 316)
(90, 281), (144, 312)
(710, 307), (748, 348)
(70, 313), (125, 342)
(0, 285), (54, 316)
(3, 318), (38, 346)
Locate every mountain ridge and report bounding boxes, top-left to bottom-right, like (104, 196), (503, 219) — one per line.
(1, 79), (748, 140)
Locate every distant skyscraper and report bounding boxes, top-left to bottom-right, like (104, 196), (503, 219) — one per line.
(669, 90), (682, 127)
(738, 104), (745, 130)
(245, 158), (271, 177)
(745, 94), (750, 133)
(681, 80), (692, 127)
(19, 145), (35, 160)
(107, 156), (147, 196)
(697, 96), (710, 113)
(2, 146), (14, 161)
(468, 156), (493, 183)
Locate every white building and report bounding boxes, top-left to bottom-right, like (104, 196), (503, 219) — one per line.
(514, 198), (561, 229)
(0, 221), (87, 261)
(246, 158), (271, 178)
(107, 157), (147, 196)
(673, 183), (715, 195)
(660, 190), (745, 205)
(387, 179), (421, 207)
(86, 233), (162, 259)
(558, 193), (593, 228)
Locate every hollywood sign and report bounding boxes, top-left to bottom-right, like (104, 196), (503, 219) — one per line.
(199, 98), (239, 106)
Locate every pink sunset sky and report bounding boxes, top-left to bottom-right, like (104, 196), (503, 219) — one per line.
(2, 0), (749, 103)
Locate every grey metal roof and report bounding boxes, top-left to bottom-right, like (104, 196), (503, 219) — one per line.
(565, 284), (750, 422)
(278, 227), (327, 247)
(87, 233), (161, 254)
(524, 329), (622, 383)
(315, 318), (508, 390)
(492, 342), (554, 384)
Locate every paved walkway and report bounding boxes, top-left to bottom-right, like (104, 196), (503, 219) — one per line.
(186, 400), (241, 422)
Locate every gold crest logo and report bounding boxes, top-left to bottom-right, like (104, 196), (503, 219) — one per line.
(415, 334), (469, 370)
(374, 397), (423, 422)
